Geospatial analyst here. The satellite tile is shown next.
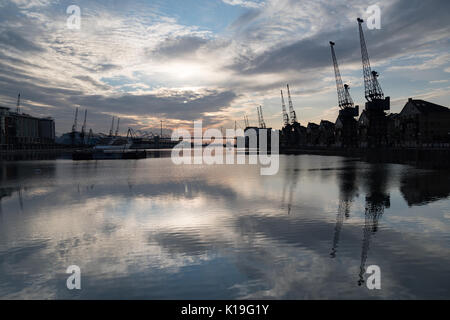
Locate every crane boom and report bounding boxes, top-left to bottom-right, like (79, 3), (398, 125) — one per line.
(286, 84), (297, 124)
(357, 18), (384, 102)
(330, 41), (354, 109)
(281, 90), (289, 126)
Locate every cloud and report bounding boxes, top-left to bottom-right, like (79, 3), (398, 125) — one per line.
(222, 0), (265, 9)
(148, 35), (209, 59)
(0, 30), (44, 52)
(0, 0), (449, 132)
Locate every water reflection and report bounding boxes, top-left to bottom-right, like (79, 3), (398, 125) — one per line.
(358, 164), (390, 286)
(330, 160), (358, 258)
(0, 156), (449, 299)
(400, 169), (450, 206)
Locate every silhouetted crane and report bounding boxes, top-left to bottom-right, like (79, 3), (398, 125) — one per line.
(243, 114), (249, 128)
(357, 18), (384, 102)
(81, 109), (87, 136)
(286, 84), (298, 125)
(258, 105), (266, 129)
(281, 90), (289, 126)
(72, 107), (78, 133)
(115, 118), (120, 137)
(330, 41), (355, 110)
(16, 93), (21, 113)
(109, 116), (115, 137)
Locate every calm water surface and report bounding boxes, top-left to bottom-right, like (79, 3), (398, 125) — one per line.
(0, 154), (449, 299)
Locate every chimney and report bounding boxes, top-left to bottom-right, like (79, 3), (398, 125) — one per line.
(408, 98), (413, 102)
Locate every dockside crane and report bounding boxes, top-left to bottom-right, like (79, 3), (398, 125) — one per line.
(109, 116), (115, 137)
(16, 93), (21, 113)
(286, 84), (298, 125)
(80, 109), (87, 144)
(72, 107), (78, 133)
(115, 118), (120, 137)
(258, 106), (266, 129)
(330, 41), (356, 111)
(81, 109), (87, 137)
(71, 107), (79, 146)
(243, 114), (249, 128)
(281, 90), (289, 126)
(257, 107), (262, 128)
(357, 18), (390, 147)
(357, 18), (389, 110)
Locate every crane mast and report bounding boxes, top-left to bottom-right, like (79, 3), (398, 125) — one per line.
(72, 107), (78, 133)
(257, 107), (262, 128)
(109, 116), (115, 137)
(357, 18), (384, 102)
(243, 115), (249, 128)
(81, 109), (87, 137)
(330, 41), (354, 109)
(281, 90), (289, 126)
(259, 105), (266, 129)
(115, 118), (120, 137)
(16, 93), (21, 113)
(286, 84), (297, 124)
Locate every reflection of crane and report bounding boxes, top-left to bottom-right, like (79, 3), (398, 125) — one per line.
(286, 84), (298, 125)
(330, 200), (350, 258)
(357, 164), (390, 286)
(358, 197), (387, 286)
(330, 162), (358, 258)
(281, 90), (289, 126)
(281, 158), (300, 215)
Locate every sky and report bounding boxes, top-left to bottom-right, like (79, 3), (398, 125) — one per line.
(0, 0), (449, 135)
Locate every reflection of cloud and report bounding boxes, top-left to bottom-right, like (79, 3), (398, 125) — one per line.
(1, 156), (450, 299)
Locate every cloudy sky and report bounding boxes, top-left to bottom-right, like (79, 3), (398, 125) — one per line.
(0, 0), (449, 135)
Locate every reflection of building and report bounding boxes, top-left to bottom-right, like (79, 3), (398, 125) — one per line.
(398, 99), (450, 147)
(400, 170), (450, 206)
(0, 105), (55, 149)
(358, 164), (390, 286)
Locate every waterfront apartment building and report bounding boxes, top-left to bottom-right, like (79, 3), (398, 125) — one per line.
(398, 99), (450, 147)
(0, 105), (55, 149)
